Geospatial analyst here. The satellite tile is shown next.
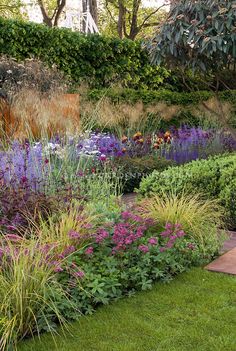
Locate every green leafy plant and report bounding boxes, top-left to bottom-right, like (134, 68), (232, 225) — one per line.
(149, 0), (236, 73)
(88, 88), (236, 108)
(118, 155), (174, 193)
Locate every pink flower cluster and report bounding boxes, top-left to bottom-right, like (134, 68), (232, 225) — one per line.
(138, 237), (158, 253)
(159, 223), (186, 252)
(95, 229), (109, 243)
(68, 230), (81, 239)
(85, 246), (94, 255)
(110, 212), (155, 253)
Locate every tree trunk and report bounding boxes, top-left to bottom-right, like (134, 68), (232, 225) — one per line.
(117, 0), (125, 38)
(82, 0), (87, 32)
(53, 0), (66, 27)
(37, 0), (53, 27)
(37, 0), (66, 27)
(89, 0), (98, 25)
(128, 0), (140, 40)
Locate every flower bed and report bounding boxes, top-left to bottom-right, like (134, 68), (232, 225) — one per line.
(0, 123), (230, 348)
(0, 206), (220, 348)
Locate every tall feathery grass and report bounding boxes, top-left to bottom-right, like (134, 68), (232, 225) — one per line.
(1, 89), (80, 140)
(139, 192), (225, 250)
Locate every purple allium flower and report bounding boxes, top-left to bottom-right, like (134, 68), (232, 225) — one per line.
(138, 244), (149, 253)
(176, 230), (185, 238)
(160, 247), (166, 253)
(121, 211), (132, 220)
(187, 243), (195, 250)
(85, 246), (94, 255)
(148, 237), (158, 245)
(170, 235), (177, 241)
(160, 229), (172, 237)
(166, 241), (174, 249)
(82, 223), (92, 229)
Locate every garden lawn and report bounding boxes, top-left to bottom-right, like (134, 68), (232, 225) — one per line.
(19, 268), (236, 351)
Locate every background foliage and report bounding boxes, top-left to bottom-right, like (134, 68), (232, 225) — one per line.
(149, 0), (236, 73)
(0, 17), (169, 89)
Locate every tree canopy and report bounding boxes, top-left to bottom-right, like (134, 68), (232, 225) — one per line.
(101, 0), (168, 40)
(0, 0), (25, 19)
(149, 0), (236, 73)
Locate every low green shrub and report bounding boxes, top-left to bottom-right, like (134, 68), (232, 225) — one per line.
(137, 153), (236, 228)
(88, 88), (236, 106)
(117, 155), (175, 193)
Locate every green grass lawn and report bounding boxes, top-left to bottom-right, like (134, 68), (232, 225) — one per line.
(19, 268), (236, 351)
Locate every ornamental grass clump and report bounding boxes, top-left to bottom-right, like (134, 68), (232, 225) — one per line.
(139, 192), (224, 252)
(0, 237), (70, 350)
(36, 202), (95, 253)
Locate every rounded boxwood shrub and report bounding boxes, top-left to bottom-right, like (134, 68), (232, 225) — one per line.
(137, 153), (236, 228)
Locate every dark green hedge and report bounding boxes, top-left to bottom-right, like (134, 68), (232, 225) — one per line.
(88, 88), (236, 105)
(0, 17), (170, 89)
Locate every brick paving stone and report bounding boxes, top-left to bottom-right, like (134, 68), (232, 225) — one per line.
(205, 247), (236, 275)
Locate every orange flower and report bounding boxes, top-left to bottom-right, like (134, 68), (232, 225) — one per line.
(164, 131), (171, 139)
(122, 136), (128, 143)
(157, 137), (163, 144)
(133, 131), (142, 140)
(122, 147), (127, 153)
(153, 143), (159, 149)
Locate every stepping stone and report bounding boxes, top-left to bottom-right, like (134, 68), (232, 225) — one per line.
(205, 247), (236, 275)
